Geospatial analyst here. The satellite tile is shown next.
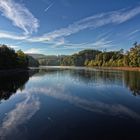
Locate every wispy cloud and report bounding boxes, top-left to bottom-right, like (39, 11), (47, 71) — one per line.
(1, 4), (140, 52)
(128, 29), (140, 37)
(0, 0), (39, 35)
(0, 31), (28, 40)
(24, 48), (45, 54)
(44, 2), (54, 12)
(8, 45), (20, 50)
(29, 6), (140, 43)
(25, 35), (114, 52)
(58, 37), (114, 50)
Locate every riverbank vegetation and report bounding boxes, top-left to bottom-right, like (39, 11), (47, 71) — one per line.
(60, 42), (140, 67)
(0, 44), (39, 70)
(34, 42), (140, 68)
(1, 42), (140, 69)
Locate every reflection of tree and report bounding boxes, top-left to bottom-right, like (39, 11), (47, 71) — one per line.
(38, 68), (140, 96)
(71, 69), (140, 96)
(70, 69), (123, 86)
(7, 68), (139, 98)
(70, 69), (140, 96)
(34, 68), (67, 76)
(123, 71), (140, 96)
(0, 70), (38, 101)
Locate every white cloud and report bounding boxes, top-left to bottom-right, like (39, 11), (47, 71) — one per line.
(9, 45), (20, 49)
(24, 48), (44, 54)
(29, 6), (140, 43)
(44, 2), (54, 12)
(0, 4), (140, 51)
(128, 29), (140, 37)
(59, 38), (114, 50)
(0, 0), (39, 35)
(46, 33), (114, 50)
(26, 35), (114, 51)
(0, 31), (28, 40)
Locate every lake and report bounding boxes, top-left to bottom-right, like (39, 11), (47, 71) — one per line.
(0, 66), (140, 140)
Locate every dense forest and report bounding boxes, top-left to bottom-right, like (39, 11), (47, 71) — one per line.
(60, 42), (140, 67)
(34, 50), (101, 66)
(1, 42), (140, 69)
(0, 44), (39, 69)
(33, 42), (140, 67)
(61, 49), (101, 66)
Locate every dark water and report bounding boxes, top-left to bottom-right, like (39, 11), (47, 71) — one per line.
(0, 67), (140, 140)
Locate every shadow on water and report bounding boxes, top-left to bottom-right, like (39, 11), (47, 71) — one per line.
(0, 69), (39, 101)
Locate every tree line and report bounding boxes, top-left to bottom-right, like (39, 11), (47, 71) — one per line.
(60, 42), (140, 67)
(0, 44), (39, 69)
(3, 42), (139, 68)
(36, 50), (101, 66)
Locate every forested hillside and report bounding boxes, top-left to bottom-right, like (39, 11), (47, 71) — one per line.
(60, 42), (140, 67)
(60, 49), (101, 66)
(0, 44), (39, 69)
(28, 42), (140, 67)
(1, 42), (140, 69)
(85, 42), (140, 67)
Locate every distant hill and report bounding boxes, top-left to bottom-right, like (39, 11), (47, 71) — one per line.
(26, 53), (67, 66)
(26, 53), (47, 59)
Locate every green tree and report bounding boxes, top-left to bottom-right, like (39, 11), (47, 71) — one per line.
(0, 45), (30, 69)
(16, 50), (28, 68)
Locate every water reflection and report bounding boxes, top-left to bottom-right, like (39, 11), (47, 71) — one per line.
(24, 86), (140, 120)
(69, 69), (140, 96)
(0, 68), (140, 102)
(124, 71), (140, 96)
(0, 70), (38, 101)
(0, 70), (39, 140)
(0, 95), (40, 140)
(24, 68), (140, 119)
(0, 67), (140, 140)
(70, 69), (123, 86)
(37, 68), (140, 96)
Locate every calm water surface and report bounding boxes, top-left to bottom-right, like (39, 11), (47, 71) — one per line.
(0, 67), (140, 140)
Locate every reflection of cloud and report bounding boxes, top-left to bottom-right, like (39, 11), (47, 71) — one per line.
(26, 86), (140, 120)
(1, 80), (139, 139)
(0, 95), (40, 140)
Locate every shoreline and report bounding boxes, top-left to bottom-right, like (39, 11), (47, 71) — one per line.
(40, 66), (140, 72)
(0, 67), (140, 74)
(94, 67), (140, 72)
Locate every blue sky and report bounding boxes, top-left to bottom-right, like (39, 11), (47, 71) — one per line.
(0, 0), (140, 55)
